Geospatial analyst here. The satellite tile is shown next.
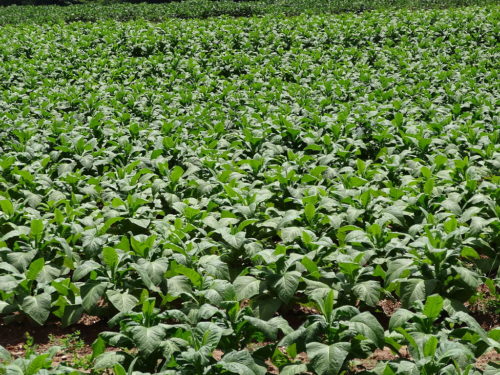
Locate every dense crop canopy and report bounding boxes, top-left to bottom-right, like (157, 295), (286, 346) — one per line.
(0, 0), (498, 25)
(0, 5), (499, 375)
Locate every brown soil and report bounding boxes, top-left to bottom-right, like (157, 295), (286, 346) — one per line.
(265, 358), (279, 374)
(351, 347), (407, 372)
(352, 347), (499, 373)
(476, 350), (500, 370)
(2, 286), (498, 372)
(378, 299), (401, 317)
(281, 303), (319, 329)
(212, 349), (224, 361)
(466, 284), (499, 331)
(371, 298), (402, 330)
(266, 347), (310, 375)
(0, 314), (110, 362)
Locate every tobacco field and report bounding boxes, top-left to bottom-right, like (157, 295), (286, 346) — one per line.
(0, 3), (499, 374)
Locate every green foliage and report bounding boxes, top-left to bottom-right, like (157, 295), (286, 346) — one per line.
(0, 0), (498, 24)
(0, 344), (80, 375)
(0, 3), (499, 375)
(48, 331), (93, 370)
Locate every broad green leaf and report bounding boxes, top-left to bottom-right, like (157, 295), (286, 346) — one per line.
(352, 280), (381, 306)
(460, 247), (480, 259)
(220, 229), (246, 249)
(91, 337), (107, 360)
(254, 296), (282, 320)
(0, 275), (20, 292)
(273, 271), (300, 303)
(301, 256), (320, 278)
(0, 301), (11, 314)
(389, 308), (414, 330)
(170, 165), (184, 183)
(452, 312), (488, 342)
(195, 322), (222, 350)
(62, 305), (84, 327)
(167, 275), (192, 297)
(423, 294), (443, 319)
(199, 255), (230, 280)
(423, 335), (438, 357)
(280, 227), (303, 243)
(134, 258), (169, 290)
(350, 312), (385, 348)
(170, 262), (201, 288)
(36, 264), (60, 283)
(423, 179), (434, 195)
(102, 247), (118, 269)
(244, 316), (292, 340)
(400, 279), (436, 308)
(106, 290), (139, 312)
(304, 203), (315, 222)
(26, 258), (45, 280)
(0, 199), (14, 216)
(2, 226), (30, 241)
(281, 364), (308, 375)
(306, 342), (350, 375)
(129, 325), (166, 356)
(94, 352), (129, 370)
(82, 232), (104, 255)
(113, 364), (127, 375)
(484, 363), (500, 375)
(0, 345), (11, 361)
(30, 219), (44, 238)
(219, 350), (266, 375)
(21, 293), (51, 325)
(81, 281), (108, 312)
(454, 266), (480, 289)
(344, 230), (369, 243)
(25, 354), (50, 375)
(73, 260), (101, 281)
(234, 276), (262, 300)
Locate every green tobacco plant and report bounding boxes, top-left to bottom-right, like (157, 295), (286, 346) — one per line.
(279, 290), (385, 374)
(0, 4), (499, 374)
(94, 298), (268, 374)
(0, 345), (81, 375)
(381, 294), (500, 375)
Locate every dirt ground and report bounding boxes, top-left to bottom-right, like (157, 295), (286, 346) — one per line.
(0, 314), (107, 363)
(1, 286), (498, 372)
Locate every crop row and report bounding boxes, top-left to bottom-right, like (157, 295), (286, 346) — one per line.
(0, 0), (498, 25)
(0, 5), (499, 375)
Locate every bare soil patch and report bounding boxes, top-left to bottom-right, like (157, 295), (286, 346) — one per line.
(0, 314), (109, 360)
(466, 284), (499, 330)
